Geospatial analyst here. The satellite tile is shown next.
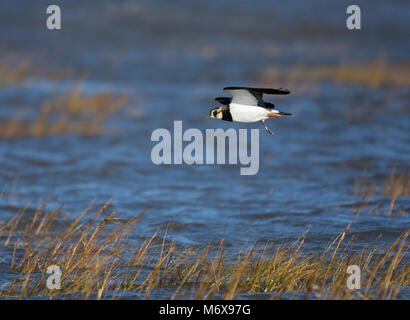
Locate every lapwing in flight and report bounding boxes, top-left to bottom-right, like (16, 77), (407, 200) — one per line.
(209, 87), (291, 135)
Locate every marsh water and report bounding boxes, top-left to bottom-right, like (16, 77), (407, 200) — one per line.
(0, 0), (409, 298)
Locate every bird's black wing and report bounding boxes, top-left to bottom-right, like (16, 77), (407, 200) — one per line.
(224, 87), (290, 95)
(215, 97), (232, 105)
(223, 87), (265, 107)
(223, 87), (290, 109)
(264, 102), (276, 109)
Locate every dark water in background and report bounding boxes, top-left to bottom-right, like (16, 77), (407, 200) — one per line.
(0, 0), (409, 297)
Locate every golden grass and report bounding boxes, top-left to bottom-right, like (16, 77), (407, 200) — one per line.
(258, 58), (410, 92)
(0, 57), (33, 85)
(354, 168), (409, 215)
(0, 54), (72, 85)
(0, 55), (131, 137)
(0, 197), (408, 299)
(0, 82), (129, 137)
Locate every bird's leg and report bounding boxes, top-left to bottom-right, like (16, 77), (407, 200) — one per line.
(261, 120), (274, 136)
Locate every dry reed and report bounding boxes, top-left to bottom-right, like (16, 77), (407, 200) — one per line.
(0, 54), (72, 85)
(0, 82), (129, 137)
(259, 58), (410, 91)
(354, 168), (409, 215)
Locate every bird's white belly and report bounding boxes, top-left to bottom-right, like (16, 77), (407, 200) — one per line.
(229, 103), (270, 122)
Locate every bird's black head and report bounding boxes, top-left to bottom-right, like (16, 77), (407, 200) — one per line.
(209, 105), (232, 122)
(209, 107), (223, 119)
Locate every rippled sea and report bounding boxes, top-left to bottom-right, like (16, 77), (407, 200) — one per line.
(0, 0), (409, 299)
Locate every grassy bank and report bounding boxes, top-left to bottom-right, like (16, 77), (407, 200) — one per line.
(0, 196), (408, 300)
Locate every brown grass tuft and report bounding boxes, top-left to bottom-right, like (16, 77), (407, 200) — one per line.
(258, 58), (410, 93)
(0, 82), (129, 137)
(0, 54), (72, 85)
(354, 167), (409, 215)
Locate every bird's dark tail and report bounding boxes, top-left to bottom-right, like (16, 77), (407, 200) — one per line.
(278, 111), (292, 116)
(268, 111), (292, 118)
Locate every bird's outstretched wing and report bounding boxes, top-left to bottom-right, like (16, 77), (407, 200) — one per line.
(223, 87), (290, 108)
(215, 97), (232, 105)
(215, 96), (276, 109)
